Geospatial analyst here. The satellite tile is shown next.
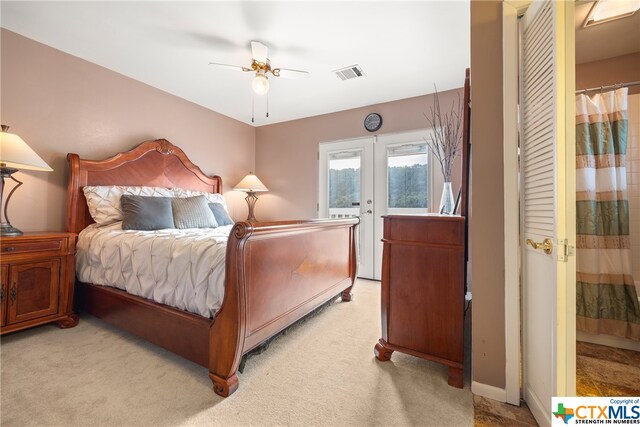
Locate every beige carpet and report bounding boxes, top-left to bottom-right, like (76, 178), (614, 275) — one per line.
(1, 279), (473, 426)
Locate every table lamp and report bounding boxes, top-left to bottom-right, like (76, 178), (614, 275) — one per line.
(0, 125), (53, 236)
(233, 172), (268, 222)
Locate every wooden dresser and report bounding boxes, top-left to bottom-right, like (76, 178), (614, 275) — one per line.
(0, 232), (79, 335)
(375, 214), (465, 388)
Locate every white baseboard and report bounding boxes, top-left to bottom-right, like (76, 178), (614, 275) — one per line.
(577, 331), (640, 352)
(525, 384), (551, 427)
(471, 381), (507, 402)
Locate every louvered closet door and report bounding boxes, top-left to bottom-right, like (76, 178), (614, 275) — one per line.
(520, 1), (575, 426)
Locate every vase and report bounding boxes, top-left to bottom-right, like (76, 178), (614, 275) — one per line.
(439, 182), (455, 214)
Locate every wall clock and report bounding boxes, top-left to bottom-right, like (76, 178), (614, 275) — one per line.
(364, 113), (383, 132)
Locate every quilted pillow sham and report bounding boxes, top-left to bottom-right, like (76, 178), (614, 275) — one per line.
(83, 185), (227, 226)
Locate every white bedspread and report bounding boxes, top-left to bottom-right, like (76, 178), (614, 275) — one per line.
(76, 223), (234, 318)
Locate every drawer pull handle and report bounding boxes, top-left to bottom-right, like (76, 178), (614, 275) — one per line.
(10, 284), (16, 305)
(4, 247), (14, 252)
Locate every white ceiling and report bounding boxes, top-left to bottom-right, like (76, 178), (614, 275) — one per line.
(575, 1), (640, 64)
(0, 1), (470, 126)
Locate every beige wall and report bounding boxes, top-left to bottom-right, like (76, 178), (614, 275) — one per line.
(255, 90), (464, 221)
(576, 52), (640, 95)
(469, 0), (506, 389)
(0, 29), (255, 231)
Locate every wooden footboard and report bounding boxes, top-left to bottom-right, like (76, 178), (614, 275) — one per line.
(208, 218), (358, 396)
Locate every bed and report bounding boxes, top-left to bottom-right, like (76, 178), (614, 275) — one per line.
(66, 139), (358, 397)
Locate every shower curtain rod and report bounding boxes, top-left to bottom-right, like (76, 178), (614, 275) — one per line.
(576, 81), (640, 95)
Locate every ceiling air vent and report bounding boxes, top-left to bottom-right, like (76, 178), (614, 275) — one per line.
(333, 65), (365, 81)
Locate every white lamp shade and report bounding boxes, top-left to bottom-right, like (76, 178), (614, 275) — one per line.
(0, 130), (53, 172)
(234, 173), (268, 192)
(251, 74), (270, 95)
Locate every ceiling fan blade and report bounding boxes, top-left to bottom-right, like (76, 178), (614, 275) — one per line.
(251, 41), (269, 63)
(274, 68), (310, 79)
(209, 62), (252, 72)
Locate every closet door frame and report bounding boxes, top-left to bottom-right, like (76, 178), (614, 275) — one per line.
(499, 0), (576, 409)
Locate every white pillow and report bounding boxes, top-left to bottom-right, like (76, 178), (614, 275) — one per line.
(83, 185), (227, 226)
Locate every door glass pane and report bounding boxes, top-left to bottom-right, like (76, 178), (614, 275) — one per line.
(328, 151), (361, 218)
(387, 144), (428, 209)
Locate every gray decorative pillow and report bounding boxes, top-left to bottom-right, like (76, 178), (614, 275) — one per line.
(208, 203), (234, 226)
(121, 195), (174, 230)
(172, 196), (218, 229)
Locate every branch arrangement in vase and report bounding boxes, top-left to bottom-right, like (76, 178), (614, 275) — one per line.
(424, 87), (463, 183)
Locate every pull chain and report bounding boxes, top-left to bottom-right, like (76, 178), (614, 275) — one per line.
(266, 92), (269, 118)
(251, 93), (255, 123)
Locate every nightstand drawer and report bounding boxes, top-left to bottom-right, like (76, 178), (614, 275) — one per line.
(1, 239), (62, 255)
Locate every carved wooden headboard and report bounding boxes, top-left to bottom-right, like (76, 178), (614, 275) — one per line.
(66, 139), (223, 234)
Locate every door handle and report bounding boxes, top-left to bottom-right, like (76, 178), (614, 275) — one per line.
(526, 238), (553, 255)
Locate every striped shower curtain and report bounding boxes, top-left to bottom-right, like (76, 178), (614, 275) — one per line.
(576, 87), (640, 341)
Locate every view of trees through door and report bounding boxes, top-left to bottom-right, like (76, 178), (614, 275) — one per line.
(328, 159), (428, 210)
(319, 130), (431, 280)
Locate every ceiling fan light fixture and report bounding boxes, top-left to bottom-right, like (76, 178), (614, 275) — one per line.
(252, 73), (270, 95)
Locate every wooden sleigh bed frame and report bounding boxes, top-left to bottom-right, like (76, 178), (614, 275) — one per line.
(66, 139), (358, 397)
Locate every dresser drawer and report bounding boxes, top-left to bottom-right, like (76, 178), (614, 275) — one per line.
(383, 215), (464, 247)
(1, 239), (62, 255)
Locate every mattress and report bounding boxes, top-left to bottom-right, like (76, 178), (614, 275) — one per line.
(76, 222), (234, 318)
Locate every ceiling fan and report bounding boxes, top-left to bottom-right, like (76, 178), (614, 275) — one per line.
(209, 41), (309, 96)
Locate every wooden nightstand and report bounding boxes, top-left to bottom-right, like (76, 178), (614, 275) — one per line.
(0, 232), (79, 335)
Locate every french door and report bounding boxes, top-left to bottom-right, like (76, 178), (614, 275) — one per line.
(319, 138), (375, 279)
(319, 130), (431, 280)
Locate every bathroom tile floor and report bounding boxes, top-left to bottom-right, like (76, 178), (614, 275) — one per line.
(576, 341), (640, 397)
(473, 395), (538, 426)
